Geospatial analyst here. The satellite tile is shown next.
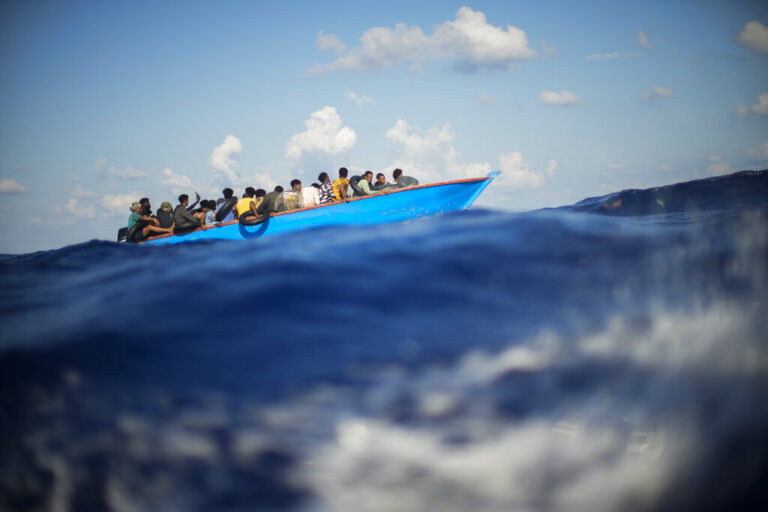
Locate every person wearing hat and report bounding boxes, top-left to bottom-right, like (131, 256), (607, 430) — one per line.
(156, 201), (175, 229)
(127, 202), (173, 240)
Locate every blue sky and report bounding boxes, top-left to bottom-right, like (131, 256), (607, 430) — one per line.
(1, 0), (767, 253)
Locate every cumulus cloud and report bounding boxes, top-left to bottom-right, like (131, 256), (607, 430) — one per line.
(161, 168), (193, 194)
(346, 91), (374, 107)
(538, 90), (582, 106)
(635, 29), (652, 50)
(748, 142), (768, 160)
(58, 197), (95, 219)
(639, 86), (674, 102)
(93, 158), (147, 180)
(737, 92), (768, 116)
(71, 183), (94, 198)
(285, 106), (357, 171)
(209, 134), (243, 185)
(476, 93), (498, 107)
(312, 7), (536, 74)
(385, 119), (488, 184)
(384, 119), (554, 195)
(100, 192), (141, 217)
(498, 151), (556, 190)
(735, 20), (768, 54)
(0, 178), (26, 193)
(707, 155), (732, 176)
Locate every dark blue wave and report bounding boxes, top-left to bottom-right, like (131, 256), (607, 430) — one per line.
(557, 169), (768, 216)
(1, 171), (767, 511)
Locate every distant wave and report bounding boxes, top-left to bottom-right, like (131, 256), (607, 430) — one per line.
(557, 170), (768, 216)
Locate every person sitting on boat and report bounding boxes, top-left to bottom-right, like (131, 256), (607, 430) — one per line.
(215, 188), (237, 222)
(235, 187), (261, 220)
(260, 186), (284, 213)
(393, 168), (419, 187)
(302, 182), (320, 208)
(317, 172), (334, 204)
(156, 201), (174, 229)
(128, 202), (173, 240)
(356, 170), (383, 196)
(374, 173), (388, 190)
(333, 167), (351, 202)
(174, 193), (205, 232)
(275, 180), (303, 212)
(202, 200), (217, 226)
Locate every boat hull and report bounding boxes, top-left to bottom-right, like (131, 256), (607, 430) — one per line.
(143, 172), (499, 245)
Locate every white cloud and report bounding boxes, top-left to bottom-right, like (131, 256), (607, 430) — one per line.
(385, 119), (489, 184)
(635, 29), (652, 50)
(313, 7), (536, 74)
(707, 155), (732, 176)
(640, 86), (674, 102)
(384, 119), (554, 196)
(209, 134), (243, 185)
(476, 93), (498, 107)
(93, 158), (147, 180)
(737, 92), (768, 116)
(651, 86), (673, 98)
(161, 168), (193, 194)
(0, 178), (26, 193)
(735, 20), (768, 54)
(71, 183), (94, 198)
(498, 151), (555, 189)
(62, 197), (95, 218)
(748, 142), (768, 160)
(538, 90), (581, 106)
(346, 91), (374, 107)
(100, 192), (141, 217)
(285, 106), (357, 168)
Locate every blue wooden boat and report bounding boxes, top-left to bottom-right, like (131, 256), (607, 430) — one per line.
(142, 172), (499, 245)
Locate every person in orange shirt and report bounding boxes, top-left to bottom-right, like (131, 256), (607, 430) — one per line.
(332, 167), (351, 202)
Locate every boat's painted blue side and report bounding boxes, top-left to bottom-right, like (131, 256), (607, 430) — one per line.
(143, 172), (498, 245)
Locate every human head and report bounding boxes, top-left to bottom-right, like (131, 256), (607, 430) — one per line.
(201, 200), (212, 211)
(290, 179), (301, 190)
(223, 188), (233, 199)
(393, 168), (403, 180)
(161, 201), (172, 212)
(178, 194), (189, 205)
(363, 170), (373, 182)
(139, 197), (151, 214)
(244, 187), (256, 198)
(255, 189), (266, 198)
(274, 185), (284, 193)
(376, 173), (385, 184)
(338, 167), (348, 178)
(318, 172), (329, 183)
(131, 201), (141, 212)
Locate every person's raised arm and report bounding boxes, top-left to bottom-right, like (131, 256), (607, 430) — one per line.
(187, 192), (201, 211)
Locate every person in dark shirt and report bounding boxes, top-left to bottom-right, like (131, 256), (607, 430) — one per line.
(173, 193), (205, 232)
(156, 201), (175, 229)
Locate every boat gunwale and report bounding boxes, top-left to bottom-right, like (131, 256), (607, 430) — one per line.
(142, 175), (491, 243)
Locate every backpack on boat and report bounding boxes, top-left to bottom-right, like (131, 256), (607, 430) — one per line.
(275, 190), (303, 212)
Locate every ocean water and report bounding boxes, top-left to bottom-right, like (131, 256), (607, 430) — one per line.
(1, 171), (767, 512)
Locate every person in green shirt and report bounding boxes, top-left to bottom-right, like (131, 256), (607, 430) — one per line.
(358, 170), (382, 196)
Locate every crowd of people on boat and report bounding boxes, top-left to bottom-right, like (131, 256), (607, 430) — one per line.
(124, 167), (418, 241)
